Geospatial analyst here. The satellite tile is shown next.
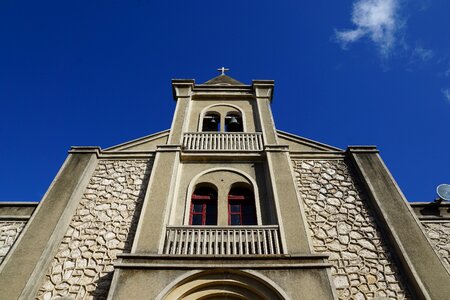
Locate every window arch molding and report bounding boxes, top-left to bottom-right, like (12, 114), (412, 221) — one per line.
(198, 103), (246, 132)
(183, 167), (262, 225)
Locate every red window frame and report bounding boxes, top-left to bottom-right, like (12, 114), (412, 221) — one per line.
(228, 191), (256, 225)
(189, 192), (217, 225)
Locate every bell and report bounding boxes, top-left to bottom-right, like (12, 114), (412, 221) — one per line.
(228, 116), (239, 125)
(209, 117), (217, 125)
(205, 117), (218, 131)
(227, 116), (241, 131)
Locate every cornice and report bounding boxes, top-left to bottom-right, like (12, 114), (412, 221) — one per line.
(410, 201), (450, 220)
(69, 146), (155, 159)
(347, 145), (379, 153)
(289, 151), (346, 160)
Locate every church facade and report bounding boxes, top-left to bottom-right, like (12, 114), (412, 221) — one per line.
(0, 73), (449, 300)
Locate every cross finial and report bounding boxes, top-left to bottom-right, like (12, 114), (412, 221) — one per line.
(217, 67), (229, 75)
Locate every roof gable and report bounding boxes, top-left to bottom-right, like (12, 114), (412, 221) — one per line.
(201, 74), (245, 86)
(276, 130), (343, 152)
(104, 129), (170, 151)
(103, 129), (342, 152)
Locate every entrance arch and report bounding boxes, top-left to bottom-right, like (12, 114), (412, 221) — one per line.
(157, 270), (289, 300)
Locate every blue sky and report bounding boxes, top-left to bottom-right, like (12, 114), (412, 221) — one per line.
(0, 0), (449, 202)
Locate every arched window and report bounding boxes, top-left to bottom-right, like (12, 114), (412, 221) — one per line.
(202, 113), (220, 132)
(225, 113), (243, 132)
(190, 186), (218, 225)
(228, 186), (256, 225)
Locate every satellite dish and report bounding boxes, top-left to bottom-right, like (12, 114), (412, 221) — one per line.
(437, 184), (450, 201)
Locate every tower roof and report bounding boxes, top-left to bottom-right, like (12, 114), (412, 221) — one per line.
(201, 74), (246, 86)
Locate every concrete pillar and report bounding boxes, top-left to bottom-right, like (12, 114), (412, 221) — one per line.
(130, 146), (181, 253)
(253, 80), (277, 144)
(348, 146), (450, 300)
(253, 80), (312, 254)
(265, 146), (312, 254)
(217, 186), (229, 226)
(168, 79), (194, 145)
(0, 149), (98, 300)
(130, 80), (194, 253)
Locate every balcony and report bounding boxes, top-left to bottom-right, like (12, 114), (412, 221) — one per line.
(182, 132), (263, 151)
(163, 225), (282, 256)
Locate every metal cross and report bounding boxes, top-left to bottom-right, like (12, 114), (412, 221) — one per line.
(217, 67), (229, 75)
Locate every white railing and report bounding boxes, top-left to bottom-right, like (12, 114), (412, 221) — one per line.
(163, 225), (282, 255)
(182, 132), (263, 151)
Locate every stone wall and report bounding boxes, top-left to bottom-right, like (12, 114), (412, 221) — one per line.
(0, 221), (26, 264)
(293, 159), (410, 300)
(421, 221), (450, 272)
(36, 159), (152, 300)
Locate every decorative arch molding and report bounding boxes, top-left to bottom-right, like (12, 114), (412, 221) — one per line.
(183, 167), (262, 225)
(156, 269), (290, 300)
(198, 103), (247, 132)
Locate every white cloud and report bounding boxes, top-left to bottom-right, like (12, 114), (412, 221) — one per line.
(445, 69), (450, 77)
(411, 46), (433, 62)
(336, 0), (401, 56)
(442, 89), (450, 103)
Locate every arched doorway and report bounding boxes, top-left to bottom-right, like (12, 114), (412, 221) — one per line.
(159, 270), (288, 300)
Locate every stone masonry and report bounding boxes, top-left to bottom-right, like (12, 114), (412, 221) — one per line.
(293, 159), (410, 300)
(0, 221), (26, 264)
(36, 159), (152, 300)
(421, 221), (450, 272)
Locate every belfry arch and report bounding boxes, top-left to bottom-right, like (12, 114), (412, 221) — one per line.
(198, 103), (247, 132)
(157, 270), (289, 300)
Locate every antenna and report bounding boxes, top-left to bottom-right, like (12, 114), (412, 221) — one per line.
(436, 184), (450, 202)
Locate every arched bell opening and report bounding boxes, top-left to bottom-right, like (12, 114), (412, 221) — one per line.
(225, 112), (243, 132)
(202, 112), (220, 132)
(198, 104), (246, 133)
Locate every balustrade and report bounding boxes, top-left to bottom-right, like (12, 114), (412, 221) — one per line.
(163, 225), (282, 255)
(182, 132), (263, 151)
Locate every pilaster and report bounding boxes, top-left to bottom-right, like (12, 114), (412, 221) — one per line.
(348, 146), (450, 300)
(0, 149), (98, 300)
(265, 145), (313, 254)
(130, 145), (181, 253)
(169, 79), (194, 144)
(253, 80), (314, 254)
(253, 80), (277, 144)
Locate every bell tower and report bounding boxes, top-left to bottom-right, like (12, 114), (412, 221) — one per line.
(108, 70), (337, 299)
